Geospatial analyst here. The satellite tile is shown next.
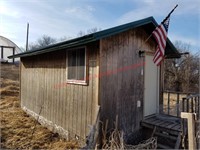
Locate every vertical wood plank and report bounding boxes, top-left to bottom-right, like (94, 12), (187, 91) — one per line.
(72, 84), (77, 136)
(82, 84), (87, 138)
(99, 39), (108, 126)
(88, 53), (93, 127)
(168, 92), (170, 115)
(69, 84), (73, 135)
(116, 35), (123, 130)
(182, 98), (185, 112)
(48, 57), (53, 123)
(177, 93), (180, 117)
(77, 85), (82, 138)
(187, 98), (189, 112)
(59, 59), (63, 127)
(91, 48), (98, 126)
(191, 97), (194, 113)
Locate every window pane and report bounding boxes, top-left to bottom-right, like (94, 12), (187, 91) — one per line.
(77, 49), (85, 80)
(67, 48), (86, 81)
(68, 50), (76, 79)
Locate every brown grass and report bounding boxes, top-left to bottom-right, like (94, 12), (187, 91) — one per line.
(0, 63), (79, 149)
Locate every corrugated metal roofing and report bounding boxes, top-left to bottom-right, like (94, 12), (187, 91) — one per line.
(8, 16), (180, 59)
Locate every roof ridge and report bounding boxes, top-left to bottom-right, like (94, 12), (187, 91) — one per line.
(8, 16), (180, 59)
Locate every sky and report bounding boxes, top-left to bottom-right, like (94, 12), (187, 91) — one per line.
(0, 0), (199, 54)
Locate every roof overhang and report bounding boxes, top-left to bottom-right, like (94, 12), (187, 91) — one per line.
(8, 16), (180, 59)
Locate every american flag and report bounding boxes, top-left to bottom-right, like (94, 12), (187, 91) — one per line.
(152, 17), (170, 66)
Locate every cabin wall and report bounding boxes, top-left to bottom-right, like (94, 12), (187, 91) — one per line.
(20, 42), (99, 140)
(99, 27), (156, 136)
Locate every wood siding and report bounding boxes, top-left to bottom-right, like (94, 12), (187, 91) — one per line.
(20, 42), (99, 140)
(99, 27), (156, 135)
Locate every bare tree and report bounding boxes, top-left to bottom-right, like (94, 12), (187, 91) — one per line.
(77, 31), (86, 37)
(164, 41), (199, 93)
(28, 42), (39, 50)
(87, 27), (100, 34)
(37, 35), (56, 47)
(28, 35), (57, 50)
(27, 27), (101, 50)
(59, 36), (72, 42)
(77, 27), (101, 37)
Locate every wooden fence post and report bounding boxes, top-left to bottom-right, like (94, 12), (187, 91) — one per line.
(167, 92), (170, 115)
(177, 93), (180, 117)
(181, 112), (196, 150)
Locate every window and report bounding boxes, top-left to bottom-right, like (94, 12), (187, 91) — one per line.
(67, 47), (86, 84)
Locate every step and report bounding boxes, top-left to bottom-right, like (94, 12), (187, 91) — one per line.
(157, 143), (173, 149)
(154, 132), (177, 141)
(141, 122), (180, 136)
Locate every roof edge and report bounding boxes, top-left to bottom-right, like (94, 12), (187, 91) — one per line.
(8, 16), (180, 59)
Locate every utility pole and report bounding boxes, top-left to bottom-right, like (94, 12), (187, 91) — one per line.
(26, 23), (29, 51)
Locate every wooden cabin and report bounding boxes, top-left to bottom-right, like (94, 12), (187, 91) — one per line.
(9, 17), (181, 144)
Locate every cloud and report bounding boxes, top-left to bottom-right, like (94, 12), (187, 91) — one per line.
(117, 0), (199, 24)
(170, 33), (199, 49)
(117, 1), (171, 24)
(0, 0), (100, 48)
(170, 33), (200, 54)
(0, 1), (20, 18)
(64, 5), (96, 23)
(1, 0), (198, 51)
(174, 0), (200, 15)
(65, 5), (95, 13)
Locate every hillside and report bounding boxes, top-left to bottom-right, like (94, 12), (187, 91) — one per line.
(0, 63), (79, 149)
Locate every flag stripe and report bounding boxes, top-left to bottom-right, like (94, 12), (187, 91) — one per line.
(152, 16), (170, 66)
(154, 25), (167, 47)
(160, 25), (167, 40)
(157, 26), (167, 47)
(153, 25), (167, 54)
(153, 32), (165, 54)
(153, 48), (163, 63)
(153, 49), (160, 61)
(154, 49), (163, 66)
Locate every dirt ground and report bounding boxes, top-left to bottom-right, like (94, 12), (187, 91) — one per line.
(0, 63), (80, 149)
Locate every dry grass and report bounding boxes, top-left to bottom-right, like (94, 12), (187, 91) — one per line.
(101, 116), (157, 149)
(0, 63), (79, 149)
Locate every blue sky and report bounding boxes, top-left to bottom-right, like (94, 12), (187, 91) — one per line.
(0, 0), (199, 53)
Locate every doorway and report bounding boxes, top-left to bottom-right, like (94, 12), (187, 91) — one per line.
(144, 54), (160, 117)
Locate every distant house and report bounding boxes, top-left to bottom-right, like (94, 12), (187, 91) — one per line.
(0, 36), (21, 63)
(9, 17), (180, 141)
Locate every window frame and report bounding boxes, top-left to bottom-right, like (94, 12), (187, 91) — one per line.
(66, 46), (88, 85)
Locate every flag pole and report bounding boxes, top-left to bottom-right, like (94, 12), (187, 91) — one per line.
(142, 4), (178, 45)
(162, 4), (178, 24)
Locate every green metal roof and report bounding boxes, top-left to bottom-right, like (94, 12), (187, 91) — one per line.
(8, 16), (180, 59)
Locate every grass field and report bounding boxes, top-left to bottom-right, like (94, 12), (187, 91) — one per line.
(0, 63), (79, 149)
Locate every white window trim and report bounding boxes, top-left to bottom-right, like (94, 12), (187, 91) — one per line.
(66, 46), (87, 85)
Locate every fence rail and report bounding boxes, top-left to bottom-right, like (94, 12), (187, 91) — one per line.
(163, 92), (200, 149)
(182, 94), (200, 119)
(163, 91), (199, 118)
